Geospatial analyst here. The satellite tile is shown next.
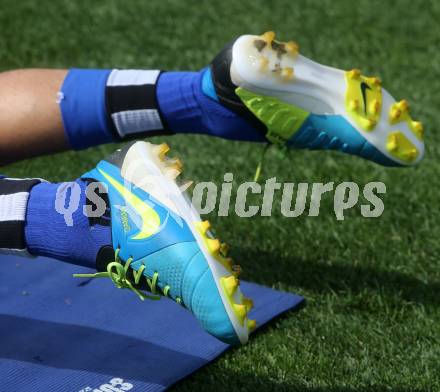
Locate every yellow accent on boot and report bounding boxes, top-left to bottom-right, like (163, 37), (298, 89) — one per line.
(285, 41), (299, 56)
(247, 319), (257, 332)
(153, 143), (170, 160)
(220, 242), (229, 256)
(207, 238), (221, 254)
(386, 131), (419, 163)
(232, 264), (241, 277)
(233, 304), (247, 325)
(222, 276), (239, 296)
(261, 31), (275, 43)
(345, 69), (382, 132)
(389, 100), (424, 141)
(411, 121), (424, 140)
(235, 87), (310, 145)
(258, 56), (269, 71)
(195, 220), (210, 235)
(220, 276), (250, 327)
(242, 297), (254, 312)
(195, 220), (237, 274)
(281, 67), (294, 80)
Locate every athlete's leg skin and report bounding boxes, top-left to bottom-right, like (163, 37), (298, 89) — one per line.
(0, 70), (68, 165)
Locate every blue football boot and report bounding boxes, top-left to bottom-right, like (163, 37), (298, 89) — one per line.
(208, 31), (425, 167)
(75, 141), (255, 344)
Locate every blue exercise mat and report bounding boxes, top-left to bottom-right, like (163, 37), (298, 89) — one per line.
(0, 255), (304, 391)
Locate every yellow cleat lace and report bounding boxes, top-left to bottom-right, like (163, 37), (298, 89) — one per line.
(73, 248), (181, 303)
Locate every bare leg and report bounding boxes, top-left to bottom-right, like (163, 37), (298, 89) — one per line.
(0, 69), (68, 166)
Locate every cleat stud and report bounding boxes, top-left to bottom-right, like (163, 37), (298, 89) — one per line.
(372, 77), (382, 87)
(220, 242), (230, 256)
(261, 31), (275, 43)
(348, 68), (361, 79)
(285, 40), (299, 55)
(280, 67), (294, 80)
(258, 56), (269, 71)
(232, 264), (242, 277)
(154, 143), (170, 160)
(406, 149), (417, 160)
(222, 276), (239, 296)
(398, 99), (409, 112)
(207, 238), (221, 254)
(247, 319), (257, 332)
(196, 220), (211, 234)
(349, 99), (360, 110)
(387, 134), (398, 152)
(389, 104), (402, 122)
(242, 297), (254, 312)
(362, 118), (376, 130)
(413, 121), (423, 132)
(386, 132), (419, 163)
(370, 99), (381, 114)
(233, 304), (247, 324)
(411, 121), (424, 140)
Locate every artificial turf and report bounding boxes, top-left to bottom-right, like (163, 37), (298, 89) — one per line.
(1, 0), (439, 390)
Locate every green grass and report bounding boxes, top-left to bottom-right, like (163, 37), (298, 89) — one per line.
(1, 0), (440, 390)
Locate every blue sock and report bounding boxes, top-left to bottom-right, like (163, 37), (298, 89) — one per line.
(25, 180), (111, 269)
(156, 70), (264, 142)
(60, 69), (113, 150)
(59, 68), (264, 150)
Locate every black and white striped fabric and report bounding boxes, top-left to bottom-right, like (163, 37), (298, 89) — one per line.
(0, 177), (41, 255)
(106, 69), (169, 139)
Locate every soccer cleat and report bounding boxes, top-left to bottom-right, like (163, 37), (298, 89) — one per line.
(74, 141), (255, 344)
(207, 31), (424, 166)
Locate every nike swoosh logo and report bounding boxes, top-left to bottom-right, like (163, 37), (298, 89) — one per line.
(360, 82), (372, 114)
(98, 169), (161, 240)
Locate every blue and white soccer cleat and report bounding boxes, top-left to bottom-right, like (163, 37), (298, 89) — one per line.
(208, 31), (425, 166)
(76, 141), (255, 345)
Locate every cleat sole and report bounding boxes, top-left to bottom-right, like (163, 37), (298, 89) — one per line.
(229, 33), (424, 166)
